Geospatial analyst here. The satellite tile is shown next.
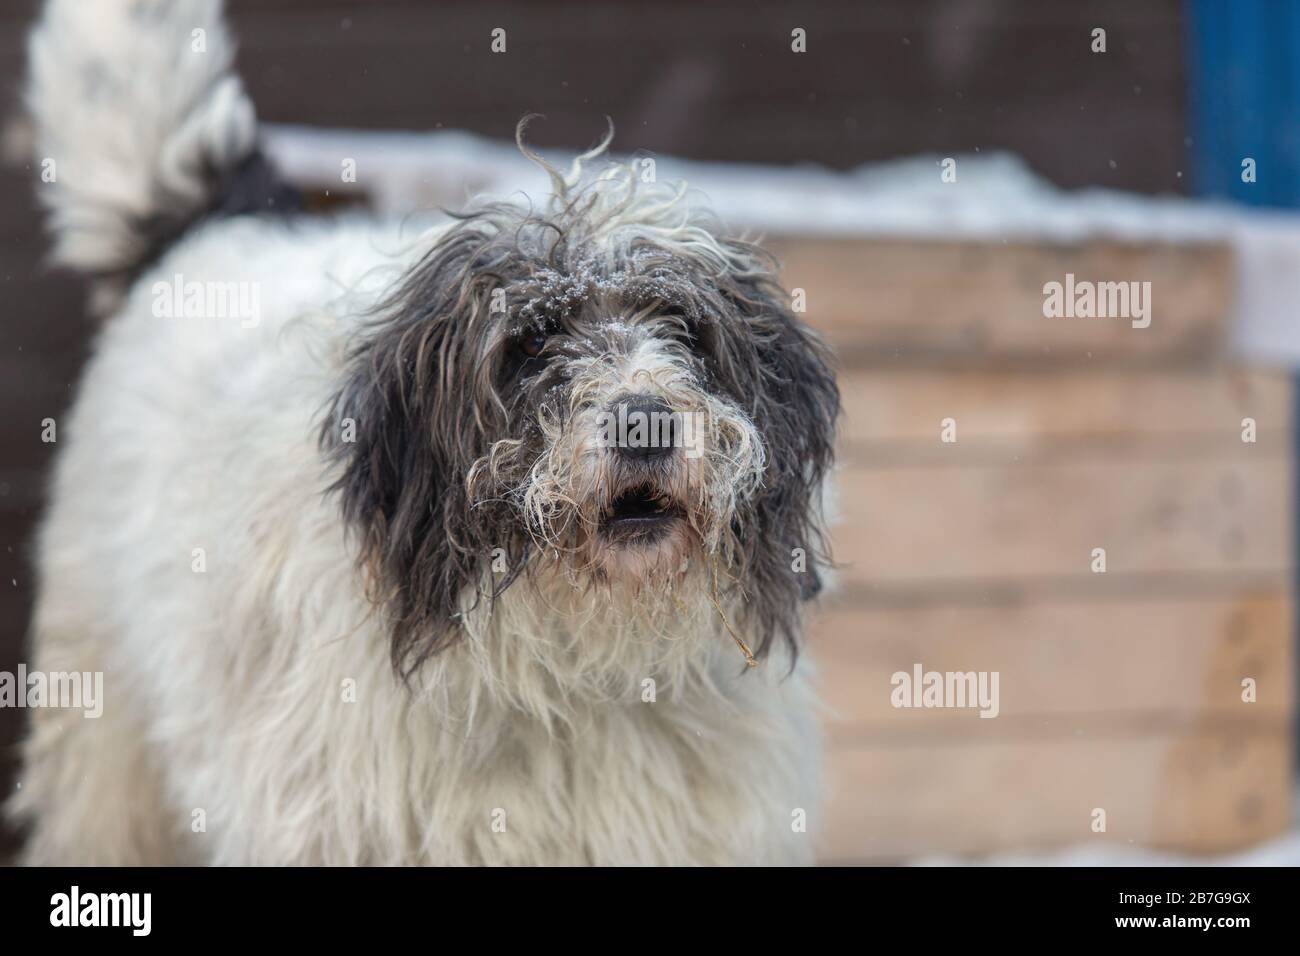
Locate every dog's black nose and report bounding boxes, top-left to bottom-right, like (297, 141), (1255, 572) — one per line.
(611, 396), (676, 461)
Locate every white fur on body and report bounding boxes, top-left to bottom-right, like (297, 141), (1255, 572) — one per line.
(12, 0), (823, 866)
(11, 216), (821, 865)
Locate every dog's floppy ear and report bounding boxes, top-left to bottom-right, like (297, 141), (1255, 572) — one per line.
(714, 246), (840, 660)
(323, 222), (513, 677)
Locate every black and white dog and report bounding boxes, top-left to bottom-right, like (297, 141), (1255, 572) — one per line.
(10, 0), (838, 865)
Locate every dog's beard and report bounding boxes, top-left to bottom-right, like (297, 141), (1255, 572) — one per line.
(448, 339), (769, 712)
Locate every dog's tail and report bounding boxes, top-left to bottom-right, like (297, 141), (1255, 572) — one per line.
(26, 0), (296, 283)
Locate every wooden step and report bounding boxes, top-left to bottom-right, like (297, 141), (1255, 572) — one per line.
(819, 727), (1291, 862)
(768, 237), (1233, 364)
(830, 457), (1291, 584)
(838, 368), (1291, 462)
(809, 595), (1292, 726)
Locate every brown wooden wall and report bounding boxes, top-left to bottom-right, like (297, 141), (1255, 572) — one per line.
(0, 0), (1191, 858)
(765, 237), (1293, 860)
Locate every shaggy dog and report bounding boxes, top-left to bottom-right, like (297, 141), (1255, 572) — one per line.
(8, 0), (838, 865)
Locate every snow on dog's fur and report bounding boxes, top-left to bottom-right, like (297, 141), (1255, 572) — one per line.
(9, 0), (839, 865)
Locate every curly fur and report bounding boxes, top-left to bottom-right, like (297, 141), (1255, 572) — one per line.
(9, 1), (839, 865)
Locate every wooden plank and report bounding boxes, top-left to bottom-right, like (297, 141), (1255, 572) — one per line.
(767, 237), (1233, 363)
(838, 368), (1292, 463)
(818, 729), (1292, 861)
(831, 457), (1292, 584)
(810, 595), (1292, 726)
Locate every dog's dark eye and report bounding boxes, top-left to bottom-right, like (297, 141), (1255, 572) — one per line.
(501, 328), (559, 384)
(521, 331), (549, 358)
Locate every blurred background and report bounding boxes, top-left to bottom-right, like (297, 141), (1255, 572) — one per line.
(1, 0), (1297, 863)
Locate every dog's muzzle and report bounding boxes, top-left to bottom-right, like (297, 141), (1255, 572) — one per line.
(599, 394), (686, 544)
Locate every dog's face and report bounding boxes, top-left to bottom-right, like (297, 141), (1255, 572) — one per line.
(493, 280), (767, 585)
(327, 157), (838, 676)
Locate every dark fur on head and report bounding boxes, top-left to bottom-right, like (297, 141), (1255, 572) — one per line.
(323, 132), (839, 678)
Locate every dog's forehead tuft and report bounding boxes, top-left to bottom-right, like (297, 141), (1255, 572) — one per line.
(514, 248), (711, 326)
